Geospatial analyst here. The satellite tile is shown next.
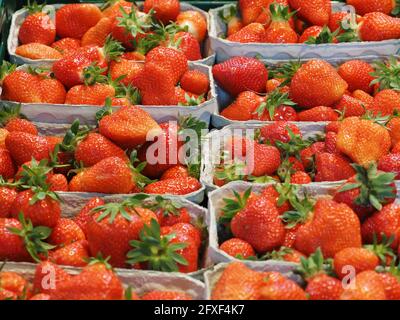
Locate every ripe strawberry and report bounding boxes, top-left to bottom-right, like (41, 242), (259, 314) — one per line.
(69, 157), (135, 194)
(221, 91), (264, 121)
(336, 117), (391, 167)
(110, 58), (144, 86)
(264, 4), (298, 43)
(30, 293), (50, 300)
(0, 218), (32, 262)
(226, 22), (266, 43)
(81, 17), (113, 48)
(0, 187), (18, 218)
(300, 141), (325, 169)
(324, 131), (338, 154)
(180, 70), (209, 95)
(378, 153), (400, 179)
(160, 165), (189, 180)
(289, 59), (348, 108)
(170, 31), (202, 61)
(74, 197), (105, 236)
(0, 149), (15, 180)
(144, 177), (201, 195)
(0, 105), (37, 135)
(231, 193), (285, 253)
(176, 10), (207, 42)
(219, 6), (243, 37)
(16, 43), (62, 60)
(33, 261), (71, 294)
(353, 89), (374, 105)
(347, 0), (397, 16)
(387, 117), (400, 147)
(289, 0), (331, 26)
(297, 106), (339, 121)
(0, 128), (8, 149)
(334, 247), (379, 279)
(5, 132), (49, 166)
(314, 153), (355, 182)
(51, 38), (81, 56)
(50, 261), (124, 300)
(212, 57), (268, 96)
(0, 271), (30, 299)
(340, 270), (386, 300)
(220, 238), (256, 259)
(393, 141), (400, 153)
(290, 171), (311, 184)
(147, 198), (191, 227)
(297, 249), (344, 300)
(333, 94), (366, 117)
(260, 121), (301, 145)
(49, 240), (90, 267)
(359, 12), (400, 41)
(271, 105), (298, 121)
(292, 198), (362, 258)
(248, 143), (281, 177)
(65, 83), (116, 106)
(369, 89), (400, 116)
(48, 174), (68, 192)
(98, 105), (161, 149)
(328, 11), (351, 32)
(48, 218), (85, 247)
(338, 60), (375, 94)
(102, 0), (134, 19)
(174, 87), (204, 105)
(144, 0), (180, 24)
(1, 68), (66, 104)
(18, 2), (55, 45)
(333, 164), (396, 219)
(299, 25), (338, 44)
(362, 203), (400, 249)
(378, 269), (400, 300)
(264, 246), (305, 263)
(259, 272), (307, 300)
(211, 262), (264, 300)
(141, 291), (192, 300)
(56, 4), (103, 39)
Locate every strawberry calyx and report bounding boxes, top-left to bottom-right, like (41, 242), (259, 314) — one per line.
(305, 26), (339, 44)
(338, 163), (396, 211)
(115, 83), (142, 105)
(364, 233), (397, 266)
(102, 35), (125, 62)
(254, 90), (296, 120)
(96, 97), (115, 123)
(269, 61), (302, 87)
(25, 0), (48, 15)
(219, 187), (252, 224)
(281, 192), (315, 229)
(371, 56), (400, 92)
(128, 150), (156, 189)
(59, 119), (91, 153)
(27, 66), (53, 79)
(214, 160), (247, 184)
(0, 176), (22, 189)
(0, 103), (27, 126)
(275, 128), (321, 159)
(295, 248), (334, 280)
(117, 6), (153, 40)
(178, 93), (205, 107)
(82, 63), (108, 86)
(30, 186), (60, 205)
(0, 61), (17, 84)
(336, 13), (360, 43)
(19, 158), (53, 187)
(87, 253), (113, 270)
(247, 175), (278, 183)
(8, 212), (56, 263)
(276, 158), (296, 182)
(126, 218), (188, 272)
(144, 195), (183, 218)
(218, 5), (238, 24)
(269, 3), (295, 23)
(261, 246), (294, 261)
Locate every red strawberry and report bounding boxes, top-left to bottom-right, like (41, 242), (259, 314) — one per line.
(176, 10), (207, 42)
(33, 261), (71, 295)
(172, 31), (202, 61)
(340, 271), (386, 300)
(264, 4), (298, 43)
(288, 0), (331, 26)
(220, 238), (256, 259)
(298, 26), (337, 43)
(0, 149), (15, 180)
(290, 171), (311, 184)
(348, 0), (398, 16)
(81, 17), (114, 47)
(51, 38), (81, 56)
(247, 143), (281, 177)
(48, 218), (86, 247)
(338, 60), (375, 94)
(144, 177), (201, 195)
(369, 89), (400, 116)
(180, 70), (209, 95)
(109, 58), (144, 86)
(160, 165), (189, 180)
(260, 121), (301, 145)
(334, 247), (380, 279)
(0, 187), (18, 218)
(359, 12), (400, 41)
(300, 141), (325, 169)
(49, 240), (90, 267)
(333, 94), (367, 117)
(259, 271), (307, 300)
(0, 218), (32, 262)
(48, 174), (68, 192)
(314, 153), (355, 182)
(16, 43), (62, 60)
(226, 23), (266, 43)
(221, 91), (264, 121)
(378, 153), (400, 179)
(74, 197), (105, 236)
(144, 0), (180, 24)
(378, 270), (400, 300)
(212, 56), (268, 96)
(141, 291), (192, 300)
(0, 103), (38, 134)
(297, 106), (339, 121)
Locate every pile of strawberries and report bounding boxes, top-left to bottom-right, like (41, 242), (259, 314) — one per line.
(214, 56), (400, 121)
(2, 1), (211, 107)
(220, 0), (400, 44)
(0, 261), (195, 300)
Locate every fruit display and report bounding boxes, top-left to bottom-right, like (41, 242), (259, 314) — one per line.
(9, 1), (211, 64)
(202, 117), (400, 188)
(0, 103), (205, 199)
(208, 181), (400, 277)
(212, 55), (400, 126)
(0, 260), (205, 300)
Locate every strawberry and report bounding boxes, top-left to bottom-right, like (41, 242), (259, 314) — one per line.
(297, 106), (339, 121)
(174, 87), (204, 106)
(370, 56), (400, 92)
(56, 4), (103, 39)
(289, 59), (348, 108)
(378, 267), (400, 300)
(221, 91), (264, 121)
(147, 196), (191, 227)
(30, 294), (50, 300)
(220, 238), (256, 259)
(51, 38), (81, 56)
(0, 149), (15, 180)
(18, 1), (55, 46)
(369, 89), (400, 116)
(69, 157), (135, 194)
(290, 171), (311, 184)
(352, 91), (374, 107)
(15, 43), (62, 60)
(359, 12), (400, 41)
(50, 260), (124, 300)
(226, 22), (266, 43)
(170, 31), (202, 61)
(387, 117), (400, 147)
(1, 67), (66, 104)
(74, 197), (105, 236)
(393, 141), (400, 153)
(144, 177), (201, 195)
(333, 163), (396, 219)
(102, 0), (134, 19)
(81, 17), (113, 48)
(48, 218), (85, 247)
(0, 271), (30, 299)
(362, 203), (400, 249)
(0, 104), (37, 135)
(333, 94), (366, 117)
(48, 174), (68, 192)
(252, 90), (297, 121)
(336, 117), (391, 167)
(314, 153), (355, 182)
(180, 70), (209, 95)
(141, 291), (192, 300)
(340, 270), (386, 300)
(161, 165), (189, 180)
(297, 249), (344, 300)
(259, 272), (307, 300)
(378, 153), (400, 179)
(87, 198), (157, 267)
(287, 198), (362, 258)
(0, 187), (18, 218)
(211, 262), (264, 300)
(264, 246), (305, 263)
(324, 131), (338, 154)
(230, 192), (285, 253)
(248, 143), (281, 177)
(328, 11), (351, 32)
(5, 132), (49, 166)
(299, 26), (337, 43)
(65, 83), (116, 106)
(49, 240), (90, 267)
(176, 10), (207, 42)
(33, 261), (71, 294)
(0, 218), (32, 262)
(110, 58), (144, 86)
(260, 121), (301, 145)
(144, 0), (180, 24)
(219, 6), (243, 37)
(300, 141), (325, 169)
(0, 128), (8, 149)
(334, 247), (379, 279)
(338, 60), (375, 94)
(264, 4), (298, 43)
(347, 0), (398, 16)
(289, 0), (331, 26)
(98, 105), (161, 149)
(238, 0), (275, 26)
(259, 184), (292, 215)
